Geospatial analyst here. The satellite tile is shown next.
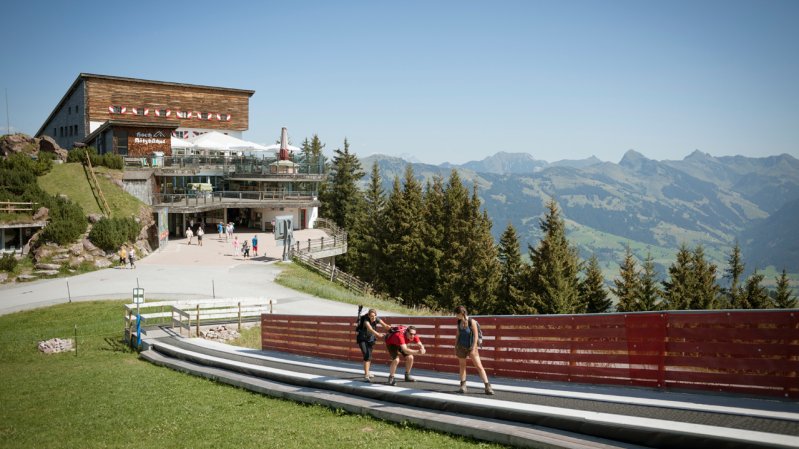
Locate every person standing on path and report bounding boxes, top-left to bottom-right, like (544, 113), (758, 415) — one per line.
(454, 305), (494, 395)
(186, 227), (194, 245)
(232, 235), (239, 256)
(251, 235), (258, 257)
(356, 308), (391, 382)
(217, 222), (224, 240)
(241, 239), (250, 259)
(128, 247), (136, 269)
(385, 325), (425, 386)
(197, 226), (204, 246)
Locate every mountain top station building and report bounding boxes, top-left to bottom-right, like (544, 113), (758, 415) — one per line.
(36, 73), (325, 244)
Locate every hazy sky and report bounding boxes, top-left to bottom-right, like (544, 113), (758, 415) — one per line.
(1, 1), (797, 165)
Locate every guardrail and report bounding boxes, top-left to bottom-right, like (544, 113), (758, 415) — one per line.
(0, 201), (37, 213)
(124, 298), (275, 342)
(152, 191), (319, 206)
(261, 309), (799, 398)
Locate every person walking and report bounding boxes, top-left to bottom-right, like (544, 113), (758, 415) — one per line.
(118, 246), (128, 269)
(454, 305), (493, 395)
(356, 308), (391, 382)
(186, 227), (194, 245)
(385, 325), (425, 386)
(128, 247), (136, 269)
(217, 222), (224, 240)
(241, 239), (250, 259)
(197, 226), (204, 246)
(251, 235), (258, 257)
(232, 235), (239, 256)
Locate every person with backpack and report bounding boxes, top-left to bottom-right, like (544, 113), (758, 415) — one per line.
(356, 308), (391, 382)
(385, 325), (425, 385)
(454, 305), (494, 395)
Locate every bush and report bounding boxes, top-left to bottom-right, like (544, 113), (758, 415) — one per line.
(88, 217), (140, 251)
(0, 253), (18, 272)
(67, 147), (123, 170)
(39, 197), (87, 245)
(102, 153), (123, 170)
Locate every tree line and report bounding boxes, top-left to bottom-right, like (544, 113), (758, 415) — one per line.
(317, 139), (796, 314)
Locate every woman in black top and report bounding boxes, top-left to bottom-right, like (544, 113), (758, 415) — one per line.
(356, 309), (390, 382)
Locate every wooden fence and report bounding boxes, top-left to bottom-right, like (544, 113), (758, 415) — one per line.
(261, 310), (799, 398)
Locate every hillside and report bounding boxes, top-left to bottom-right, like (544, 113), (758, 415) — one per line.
(361, 152), (799, 279)
(38, 163), (148, 219)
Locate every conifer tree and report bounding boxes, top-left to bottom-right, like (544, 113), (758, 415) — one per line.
(722, 242), (745, 309)
(741, 271), (772, 309)
(496, 223), (527, 314)
(437, 170), (472, 312)
(662, 244), (695, 310)
(612, 246), (641, 312)
(692, 245), (721, 309)
(355, 161), (387, 288)
(381, 166), (426, 306)
(419, 176), (446, 308)
(320, 138), (365, 272)
(380, 176), (405, 298)
(526, 199), (583, 314)
(455, 186), (500, 314)
(638, 252), (662, 311)
(773, 269), (797, 309)
(581, 254), (611, 313)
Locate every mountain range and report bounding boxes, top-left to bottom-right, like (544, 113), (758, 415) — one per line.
(360, 150), (799, 283)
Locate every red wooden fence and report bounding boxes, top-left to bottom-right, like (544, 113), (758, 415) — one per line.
(261, 310), (799, 398)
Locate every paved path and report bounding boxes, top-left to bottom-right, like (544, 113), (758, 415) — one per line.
(0, 228), (358, 317)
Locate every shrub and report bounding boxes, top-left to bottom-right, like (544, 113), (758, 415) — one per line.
(0, 253), (18, 272)
(88, 217), (140, 251)
(39, 197), (87, 245)
(67, 147), (122, 169)
(102, 153), (123, 170)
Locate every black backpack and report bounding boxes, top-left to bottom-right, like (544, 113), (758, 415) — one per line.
(467, 318), (483, 348)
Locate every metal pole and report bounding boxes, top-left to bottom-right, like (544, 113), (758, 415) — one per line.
(212, 280), (215, 298)
(66, 280), (71, 303)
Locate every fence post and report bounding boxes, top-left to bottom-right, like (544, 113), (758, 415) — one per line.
(308, 239), (311, 251)
(238, 301), (242, 331)
(196, 304), (200, 337)
(321, 237), (325, 249)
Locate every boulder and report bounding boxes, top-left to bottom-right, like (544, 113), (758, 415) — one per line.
(35, 263), (61, 270)
(33, 207), (49, 221)
(87, 214), (104, 224)
(69, 256), (85, 268)
(34, 270), (59, 276)
(94, 258), (112, 269)
(0, 273), (8, 283)
(69, 242), (83, 256)
(16, 274), (37, 282)
(37, 136), (68, 161)
(82, 238), (99, 252)
(34, 245), (53, 260)
(0, 133), (37, 157)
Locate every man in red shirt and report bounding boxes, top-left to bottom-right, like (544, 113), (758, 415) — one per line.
(385, 325), (425, 385)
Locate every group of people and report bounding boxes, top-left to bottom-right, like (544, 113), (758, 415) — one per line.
(355, 305), (494, 395)
(117, 245), (136, 269)
(231, 235), (259, 258)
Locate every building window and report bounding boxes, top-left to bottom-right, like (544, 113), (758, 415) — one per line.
(74, 125), (78, 135)
(68, 106), (71, 114)
(177, 111), (187, 119)
(136, 108), (145, 116)
(159, 109), (167, 117)
(53, 127), (56, 136)
(112, 106), (122, 114)
(75, 105), (79, 113)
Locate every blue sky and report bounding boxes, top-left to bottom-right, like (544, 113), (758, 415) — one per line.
(1, 0), (797, 165)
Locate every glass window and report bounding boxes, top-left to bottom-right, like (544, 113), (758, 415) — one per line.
(159, 109), (167, 117)
(177, 111), (187, 119)
(113, 106), (122, 114)
(136, 108), (145, 116)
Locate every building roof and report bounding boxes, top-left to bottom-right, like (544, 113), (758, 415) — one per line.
(36, 73), (255, 137)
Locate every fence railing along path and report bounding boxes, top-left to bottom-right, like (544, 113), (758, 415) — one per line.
(261, 309), (799, 398)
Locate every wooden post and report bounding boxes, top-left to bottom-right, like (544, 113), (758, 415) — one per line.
(195, 304), (200, 337)
(238, 301), (242, 331)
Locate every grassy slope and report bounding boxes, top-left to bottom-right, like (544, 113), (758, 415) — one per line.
(37, 163), (147, 218)
(0, 301), (503, 449)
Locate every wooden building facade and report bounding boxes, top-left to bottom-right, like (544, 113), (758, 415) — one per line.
(36, 73), (254, 153)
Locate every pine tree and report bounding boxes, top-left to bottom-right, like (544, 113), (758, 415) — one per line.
(419, 176), (446, 308)
(437, 170), (472, 312)
(722, 242), (745, 309)
(355, 161), (387, 288)
(773, 269), (797, 309)
(692, 245), (721, 309)
(380, 176), (405, 298)
(526, 199), (583, 314)
(638, 252), (662, 311)
(581, 255), (611, 313)
(662, 244), (695, 310)
(612, 246), (641, 312)
(456, 186), (500, 314)
(741, 271), (772, 309)
(496, 223), (527, 314)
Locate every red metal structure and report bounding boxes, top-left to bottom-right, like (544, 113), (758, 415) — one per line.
(262, 310), (798, 398)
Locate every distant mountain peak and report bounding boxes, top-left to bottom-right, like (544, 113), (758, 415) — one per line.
(685, 149), (714, 161)
(619, 149), (648, 166)
(458, 152), (548, 174)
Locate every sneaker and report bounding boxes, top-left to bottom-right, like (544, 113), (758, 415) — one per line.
(404, 373), (416, 382)
(484, 383), (494, 395)
(458, 381), (467, 394)
(387, 376), (396, 386)
(363, 376), (373, 383)
(368, 373), (375, 378)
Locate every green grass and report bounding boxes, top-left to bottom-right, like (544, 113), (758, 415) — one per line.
(274, 262), (436, 316)
(38, 163), (148, 218)
(0, 301), (504, 449)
